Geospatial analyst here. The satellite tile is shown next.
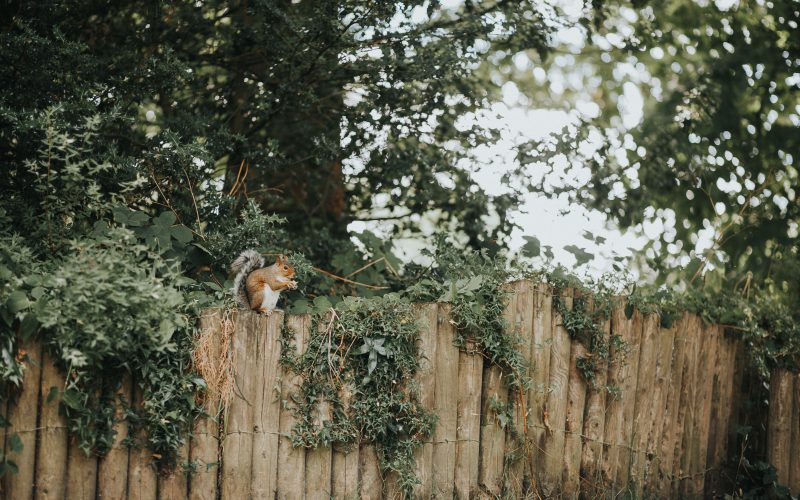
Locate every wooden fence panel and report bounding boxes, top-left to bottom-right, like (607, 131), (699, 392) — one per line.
(306, 314), (333, 500)
(64, 438), (98, 500)
(454, 339), (483, 498)
(276, 314), (310, 499)
(790, 374), (800, 495)
(562, 294), (588, 496)
(629, 312), (660, 496)
(579, 297), (611, 497)
(767, 369), (795, 491)
(432, 304), (458, 498)
(188, 309), (223, 500)
(251, 312), (284, 499)
(654, 314), (689, 496)
(1, 284), (788, 500)
(3, 336), (43, 500)
(221, 311), (258, 500)
(411, 303), (438, 499)
(540, 287), (571, 496)
(34, 351), (68, 500)
(504, 280), (534, 497)
(529, 284), (553, 469)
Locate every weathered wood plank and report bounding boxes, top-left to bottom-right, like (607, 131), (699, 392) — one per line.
(332, 445), (359, 500)
(528, 284), (553, 490)
(654, 314), (689, 496)
(503, 281), (534, 496)
(562, 293), (589, 497)
(705, 327), (735, 496)
(677, 315), (702, 497)
(684, 322), (718, 497)
(64, 437), (98, 500)
(454, 339), (483, 499)
(359, 444), (382, 500)
(612, 307), (644, 496)
(599, 304), (625, 493)
(789, 374), (800, 495)
(221, 310), (259, 499)
(628, 312), (660, 496)
(412, 303), (438, 498)
(579, 297), (611, 497)
(33, 351), (68, 500)
(432, 304), (458, 498)
(188, 309), (223, 500)
(127, 384), (157, 500)
(157, 441), (189, 500)
(477, 289), (513, 497)
(767, 369), (794, 490)
(251, 312), (284, 499)
(277, 314), (310, 499)
(540, 287), (572, 497)
(97, 374), (133, 500)
(305, 313), (332, 500)
(3, 336), (44, 500)
(672, 314), (699, 494)
(642, 317), (676, 495)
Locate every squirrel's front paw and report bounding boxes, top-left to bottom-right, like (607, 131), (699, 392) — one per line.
(288, 280), (298, 290)
(257, 307), (273, 316)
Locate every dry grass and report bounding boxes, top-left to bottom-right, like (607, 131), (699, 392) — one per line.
(192, 307), (237, 414)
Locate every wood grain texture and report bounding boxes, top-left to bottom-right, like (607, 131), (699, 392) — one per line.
(359, 444), (382, 500)
(613, 309), (644, 496)
(561, 294), (588, 497)
(628, 312), (660, 497)
(705, 328), (736, 497)
(64, 437), (98, 500)
(157, 441), (189, 500)
(642, 318), (676, 495)
(432, 304), (458, 498)
(767, 369), (794, 489)
(789, 374), (800, 495)
(4, 336), (43, 500)
(655, 314), (690, 496)
(503, 281), (534, 496)
(684, 322), (718, 497)
(305, 313), (332, 500)
(477, 363), (507, 496)
(97, 374), (133, 500)
(127, 385), (157, 500)
(579, 299), (611, 497)
(540, 288), (571, 497)
(528, 284), (553, 488)
(251, 312), (284, 499)
(221, 310), (258, 499)
(454, 339), (483, 499)
(672, 315), (699, 495)
(33, 351), (68, 500)
(332, 446), (360, 500)
(677, 315), (702, 497)
(277, 314), (309, 500)
(188, 309), (222, 500)
(412, 303), (438, 499)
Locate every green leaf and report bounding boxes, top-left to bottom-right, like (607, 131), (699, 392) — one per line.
(563, 245), (594, 266)
(6, 291), (30, 314)
(9, 434), (23, 453)
(4, 460), (18, 475)
(171, 225), (193, 244)
(624, 303), (634, 320)
(46, 386), (59, 404)
(154, 211), (177, 227)
(312, 296), (332, 313)
(521, 236), (541, 258)
(19, 314), (39, 339)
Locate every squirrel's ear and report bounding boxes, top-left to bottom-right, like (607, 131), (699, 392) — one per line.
(277, 254), (286, 264)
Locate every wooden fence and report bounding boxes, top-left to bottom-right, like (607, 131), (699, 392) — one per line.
(0, 280), (788, 499)
(767, 370), (800, 495)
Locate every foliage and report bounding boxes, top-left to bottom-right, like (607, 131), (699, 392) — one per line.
(281, 294), (436, 494)
(404, 237), (528, 390)
(515, 0), (800, 306)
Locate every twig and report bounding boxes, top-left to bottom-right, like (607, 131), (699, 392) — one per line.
(181, 165), (204, 239)
(345, 257), (385, 278)
(312, 267), (389, 290)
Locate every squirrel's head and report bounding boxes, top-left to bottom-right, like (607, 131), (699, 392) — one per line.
(275, 254), (296, 279)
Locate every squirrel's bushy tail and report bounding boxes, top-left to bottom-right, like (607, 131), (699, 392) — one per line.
(231, 249), (264, 308)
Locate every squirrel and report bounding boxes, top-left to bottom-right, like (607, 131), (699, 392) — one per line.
(231, 250), (298, 315)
